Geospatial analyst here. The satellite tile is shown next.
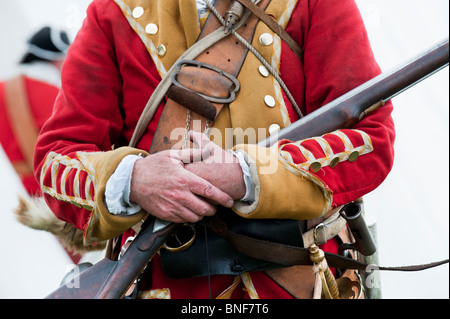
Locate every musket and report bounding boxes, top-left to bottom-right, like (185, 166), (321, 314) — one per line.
(46, 217), (181, 299)
(261, 37), (449, 147)
(44, 38), (449, 299)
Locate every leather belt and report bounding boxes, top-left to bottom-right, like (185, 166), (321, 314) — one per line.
(302, 210), (347, 247)
(149, 0), (271, 154)
(159, 210), (348, 279)
(159, 208), (305, 278)
(207, 215), (450, 272)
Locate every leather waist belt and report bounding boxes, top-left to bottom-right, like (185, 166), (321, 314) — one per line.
(159, 205), (448, 278)
(206, 214), (449, 272)
(160, 208), (305, 278)
(160, 209), (347, 279)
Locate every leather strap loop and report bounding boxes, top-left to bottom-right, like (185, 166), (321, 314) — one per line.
(166, 86), (217, 121)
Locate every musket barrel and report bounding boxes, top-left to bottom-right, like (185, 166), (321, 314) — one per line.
(260, 38), (449, 147)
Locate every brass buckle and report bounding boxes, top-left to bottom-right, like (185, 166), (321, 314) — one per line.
(162, 223), (196, 252)
(314, 223), (326, 246)
(170, 59), (240, 104)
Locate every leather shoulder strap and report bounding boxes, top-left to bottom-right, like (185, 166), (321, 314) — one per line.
(237, 0), (303, 60)
(149, 0), (271, 153)
(3, 76), (40, 175)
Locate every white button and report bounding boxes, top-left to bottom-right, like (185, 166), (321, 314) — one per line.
(132, 6), (144, 19)
(259, 33), (273, 46)
(258, 65), (269, 77)
(157, 44), (166, 57)
(269, 124), (281, 136)
(145, 23), (158, 35)
(264, 95), (276, 107)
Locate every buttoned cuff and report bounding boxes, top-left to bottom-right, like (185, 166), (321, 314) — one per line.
(231, 144), (332, 220)
(81, 147), (149, 244)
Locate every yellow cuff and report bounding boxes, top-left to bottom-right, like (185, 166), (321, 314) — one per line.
(79, 147), (149, 244)
(231, 144), (332, 220)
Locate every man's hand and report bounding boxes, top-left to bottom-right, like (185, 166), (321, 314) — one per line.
(184, 131), (247, 200)
(129, 148), (234, 224)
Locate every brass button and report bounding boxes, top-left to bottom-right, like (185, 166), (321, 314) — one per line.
(348, 151), (359, 162)
(268, 124), (281, 136)
(258, 65), (269, 77)
(264, 95), (276, 107)
(309, 162), (322, 173)
(145, 23), (158, 35)
(132, 6), (144, 19)
(330, 157), (340, 168)
(156, 44), (166, 57)
(259, 33), (273, 46)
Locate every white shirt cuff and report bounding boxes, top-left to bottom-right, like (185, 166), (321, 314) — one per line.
(232, 150), (256, 203)
(105, 154), (143, 216)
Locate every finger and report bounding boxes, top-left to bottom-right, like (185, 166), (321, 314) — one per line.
(187, 172), (234, 208)
(149, 199), (205, 224)
(181, 193), (218, 218)
(189, 131), (220, 164)
(156, 183), (219, 222)
(169, 148), (210, 163)
(168, 198), (215, 223)
(189, 130), (214, 151)
(171, 206), (205, 224)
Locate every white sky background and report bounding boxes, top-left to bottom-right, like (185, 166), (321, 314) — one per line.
(0, 0), (448, 299)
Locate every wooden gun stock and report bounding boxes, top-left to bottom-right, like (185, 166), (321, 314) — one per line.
(45, 218), (179, 299)
(44, 38), (448, 299)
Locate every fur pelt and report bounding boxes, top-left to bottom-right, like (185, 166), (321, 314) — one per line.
(14, 195), (107, 254)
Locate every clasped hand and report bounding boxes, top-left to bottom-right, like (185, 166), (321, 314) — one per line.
(129, 131), (246, 223)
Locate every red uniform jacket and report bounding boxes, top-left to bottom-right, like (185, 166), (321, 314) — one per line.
(34, 0), (395, 298)
(1, 74), (59, 195)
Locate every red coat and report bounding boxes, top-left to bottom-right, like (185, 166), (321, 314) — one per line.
(34, 0), (395, 298)
(0, 75), (59, 195)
